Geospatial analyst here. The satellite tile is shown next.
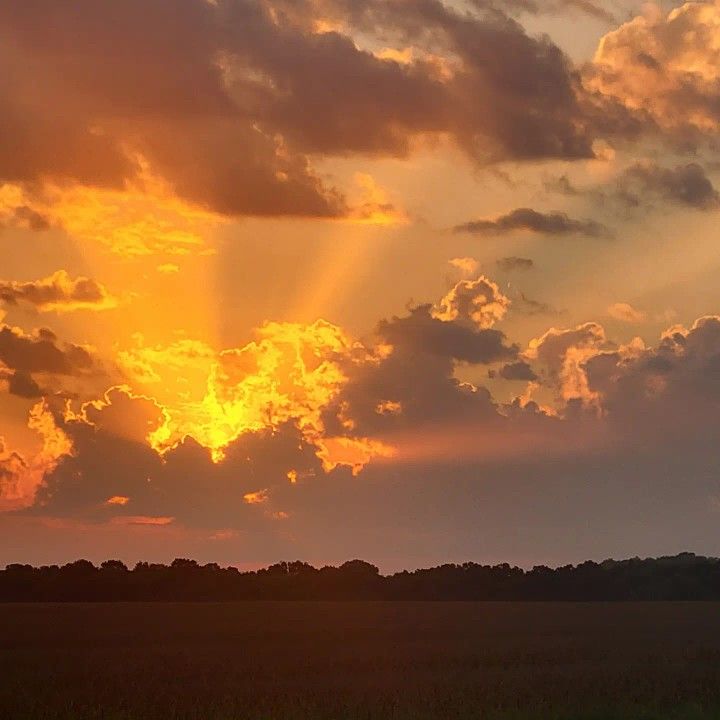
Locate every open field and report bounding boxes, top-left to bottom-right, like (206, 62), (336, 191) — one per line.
(3, 602), (720, 719)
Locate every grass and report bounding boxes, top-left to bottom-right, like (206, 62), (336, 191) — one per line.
(3, 602), (720, 719)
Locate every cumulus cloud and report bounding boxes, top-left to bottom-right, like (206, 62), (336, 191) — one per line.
(433, 276), (510, 329)
(9, 305), (720, 566)
(0, 271), (117, 312)
(585, 1), (720, 143)
(454, 208), (610, 238)
(526, 322), (610, 407)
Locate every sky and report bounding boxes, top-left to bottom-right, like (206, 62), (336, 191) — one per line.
(2, 0), (720, 571)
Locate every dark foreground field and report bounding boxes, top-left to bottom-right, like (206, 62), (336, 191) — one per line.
(3, 603), (720, 720)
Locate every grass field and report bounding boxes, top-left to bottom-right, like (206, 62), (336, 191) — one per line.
(3, 602), (720, 719)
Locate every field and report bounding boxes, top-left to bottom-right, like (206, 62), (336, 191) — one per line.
(3, 602), (720, 720)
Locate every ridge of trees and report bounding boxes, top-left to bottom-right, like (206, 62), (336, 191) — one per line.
(3, 553), (720, 601)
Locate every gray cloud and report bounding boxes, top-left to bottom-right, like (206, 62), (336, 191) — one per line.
(496, 256), (535, 272)
(495, 360), (538, 381)
(619, 162), (720, 210)
(454, 208), (610, 238)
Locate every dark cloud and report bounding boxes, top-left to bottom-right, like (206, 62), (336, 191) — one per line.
(0, 271), (116, 312)
(378, 305), (518, 365)
(0, 0), (599, 219)
(490, 0), (615, 23)
(547, 162), (720, 214)
(496, 256), (535, 272)
(7, 371), (43, 399)
(0, 325), (94, 377)
(585, 316), (720, 433)
(30, 395), (331, 530)
(619, 162), (720, 210)
(496, 361), (538, 381)
(454, 208), (610, 238)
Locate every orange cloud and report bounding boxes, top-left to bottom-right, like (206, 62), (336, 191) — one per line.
(608, 302), (646, 324)
(433, 276), (510, 329)
(243, 489), (270, 505)
(111, 516), (174, 526)
(0, 401), (74, 510)
(346, 174), (408, 226)
(526, 323), (608, 410)
(316, 436), (396, 476)
(587, 1), (720, 134)
(146, 320), (357, 462)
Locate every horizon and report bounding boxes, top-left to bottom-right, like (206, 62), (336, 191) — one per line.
(4, 550), (717, 575)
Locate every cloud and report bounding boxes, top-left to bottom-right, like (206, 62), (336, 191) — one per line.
(454, 208), (610, 238)
(0, 0), (599, 224)
(585, 1), (720, 143)
(493, 0), (615, 23)
(6, 371), (43, 399)
(608, 302), (646, 323)
(433, 276), (510, 329)
(0, 401), (72, 511)
(618, 162), (720, 210)
(546, 161), (720, 217)
(0, 325), (95, 378)
(10, 306), (720, 567)
(0, 205), (50, 232)
(0, 271), (117, 312)
(526, 322), (610, 407)
(496, 257), (534, 272)
(495, 360), (538, 381)
(449, 257), (480, 276)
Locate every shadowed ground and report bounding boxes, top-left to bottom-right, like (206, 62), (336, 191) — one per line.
(3, 602), (720, 719)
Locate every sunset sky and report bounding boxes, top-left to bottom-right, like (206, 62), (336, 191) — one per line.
(2, 0), (720, 570)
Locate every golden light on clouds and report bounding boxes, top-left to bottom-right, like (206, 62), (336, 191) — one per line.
(1, 402), (75, 510)
(4, 0), (720, 569)
(243, 489), (269, 505)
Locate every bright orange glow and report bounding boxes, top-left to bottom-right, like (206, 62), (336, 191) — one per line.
(111, 516), (175, 526)
(316, 436), (396, 475)
(147, 320), (356, 462)
(243, 489), (269, 505)
(106, 495), (130, 506)
(347, 174), (408, 226)
(2, 161), (222, 256)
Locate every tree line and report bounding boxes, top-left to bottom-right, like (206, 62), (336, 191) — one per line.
(2, 553), (720, 601)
